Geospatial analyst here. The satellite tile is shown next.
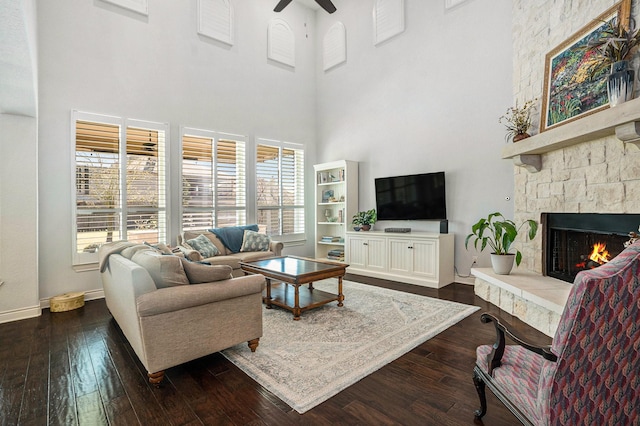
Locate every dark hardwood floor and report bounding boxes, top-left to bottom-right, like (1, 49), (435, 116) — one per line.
(0, 275), (551, 425)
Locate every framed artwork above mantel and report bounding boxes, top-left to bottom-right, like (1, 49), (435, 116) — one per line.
(540, 0), (631, 132)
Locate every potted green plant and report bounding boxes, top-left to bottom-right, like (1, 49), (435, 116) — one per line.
(583, 17), (640, 106)
(498, 99), (536, 142)
(352, 209), (377, 231)
(465, 212), (538, 275)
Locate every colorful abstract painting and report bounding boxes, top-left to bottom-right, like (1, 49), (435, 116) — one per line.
(541, 4), (623, 131)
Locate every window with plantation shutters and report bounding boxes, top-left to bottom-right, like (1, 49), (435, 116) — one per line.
(72, 111), (168, 265)
(256, 139), (305, 237)
(181, 128), (247, 231)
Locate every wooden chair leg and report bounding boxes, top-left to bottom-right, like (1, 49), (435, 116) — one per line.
(247, 338), (260, 352)
(148, 370), (165, 387)
(473, 368), (487, 420)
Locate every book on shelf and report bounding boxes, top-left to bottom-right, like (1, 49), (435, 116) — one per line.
(321, 236), (341, 242)
(327, 248), (345, 261)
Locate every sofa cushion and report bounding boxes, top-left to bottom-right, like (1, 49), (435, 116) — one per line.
(144, 242), (173, 254)
(229, 251), (277, 265)
(180, 259), (233, 284)
(176, 246), (203, 261)
(187, 234), (220, 258)
(182, 230), (227, 255)
(121, 244), (158, 259)
(240, 230), (271, 252)
(131, 251), (189, 289)
(210, 224), (259, 253)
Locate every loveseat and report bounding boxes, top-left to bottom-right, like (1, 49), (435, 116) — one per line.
(99, 242), (265, 385)
(177, 225), (283, 277)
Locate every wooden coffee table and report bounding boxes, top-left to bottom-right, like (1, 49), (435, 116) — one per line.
(240, 256), (348, 320)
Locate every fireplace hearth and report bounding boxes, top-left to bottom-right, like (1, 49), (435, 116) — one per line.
(543, 213), (640, 283)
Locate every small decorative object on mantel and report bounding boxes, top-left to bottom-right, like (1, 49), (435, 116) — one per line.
(465, 212), (538, 275)
(499, 99), (537, 142)
(352, 209), (377, 231)
(625, 226), (640, 247)
(583, 14), (640, 107)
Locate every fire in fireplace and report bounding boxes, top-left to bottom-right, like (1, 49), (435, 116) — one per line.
(543, 213), (640, 283)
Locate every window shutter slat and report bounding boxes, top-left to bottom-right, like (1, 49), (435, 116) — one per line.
(256, 142), (305, 237)
(181, 132), (247, 231)
(74, 115), (167, 257)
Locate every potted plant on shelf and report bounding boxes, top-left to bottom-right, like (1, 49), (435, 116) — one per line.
(583, 16), (640, 106)
(352, 209), (377, 231)
(465, 212), (538, 275)
(498, 99), (536, 142)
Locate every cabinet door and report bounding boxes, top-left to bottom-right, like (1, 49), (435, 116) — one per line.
(388, 239), (412, 274)
(366, 238), (387, 271)
(412, 240), (437, 279)
(347, 237), (368, 268)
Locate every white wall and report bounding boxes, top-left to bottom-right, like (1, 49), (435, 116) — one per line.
(0, 0), (39, 323)
(315, 0), (514, 278)
(37, 0), (318, 299)
(0, 114), (39, 322)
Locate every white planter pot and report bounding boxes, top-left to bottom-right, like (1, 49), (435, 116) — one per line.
(491, 253), (515, 275)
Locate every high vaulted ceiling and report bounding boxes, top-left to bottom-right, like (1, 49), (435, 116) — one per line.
(0, 0), (326, 119)
(294, 0), (321, 10)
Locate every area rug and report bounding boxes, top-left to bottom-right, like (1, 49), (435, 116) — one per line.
(221, 280), (479, 414)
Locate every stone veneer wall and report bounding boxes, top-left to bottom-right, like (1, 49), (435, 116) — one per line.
(511, 0), (640, 274)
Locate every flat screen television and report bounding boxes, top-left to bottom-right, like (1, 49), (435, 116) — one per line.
(375, 171), (447, 221)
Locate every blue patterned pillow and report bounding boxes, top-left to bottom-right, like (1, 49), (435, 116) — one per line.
(240, 230), (271, 252)
(186, 234), (220, 258)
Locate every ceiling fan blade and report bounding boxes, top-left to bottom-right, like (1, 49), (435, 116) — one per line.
(315, 0), (337, 13)
(274, 0), (294, 12)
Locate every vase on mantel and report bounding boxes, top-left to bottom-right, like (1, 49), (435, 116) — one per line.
(512, 132), (531, 143)
(608, 60), (635, 107)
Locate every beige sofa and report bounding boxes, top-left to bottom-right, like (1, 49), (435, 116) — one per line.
(177, 229), (283, 277)
(99, 243), (265, 385)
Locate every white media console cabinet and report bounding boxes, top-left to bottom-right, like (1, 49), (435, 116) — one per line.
(345, 231), (454, 288)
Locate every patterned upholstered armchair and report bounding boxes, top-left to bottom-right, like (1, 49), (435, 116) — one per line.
(473, 241), (640, 425)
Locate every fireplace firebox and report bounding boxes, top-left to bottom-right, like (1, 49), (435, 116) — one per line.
(543, 213), (640, 283)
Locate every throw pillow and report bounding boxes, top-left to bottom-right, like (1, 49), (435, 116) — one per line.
(240, 230), (271, 252)
(210, 224), (259, 253)
(131, 251), (189, 288)
(186, 234), (220, 258)
(180, 259), (233, 284)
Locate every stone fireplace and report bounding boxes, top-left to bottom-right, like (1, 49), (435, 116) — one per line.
(473, 98), (640, 337)
(474, 0), (640, 337)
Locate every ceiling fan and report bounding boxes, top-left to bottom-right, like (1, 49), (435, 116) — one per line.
(274, 0), (336, 14)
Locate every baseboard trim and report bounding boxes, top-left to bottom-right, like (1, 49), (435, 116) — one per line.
(0, 305), (41, 324)
(40, 289), (105, 309)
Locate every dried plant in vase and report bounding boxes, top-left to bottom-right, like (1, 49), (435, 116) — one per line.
(498, 99), (536, 142)
(583, 17), (640, 77)
(582, 17), (640, 106)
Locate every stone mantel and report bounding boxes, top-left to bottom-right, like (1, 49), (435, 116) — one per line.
(502, 97), (640, 172)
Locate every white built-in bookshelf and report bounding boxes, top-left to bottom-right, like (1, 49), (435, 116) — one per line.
(313, 160), (358, 262)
